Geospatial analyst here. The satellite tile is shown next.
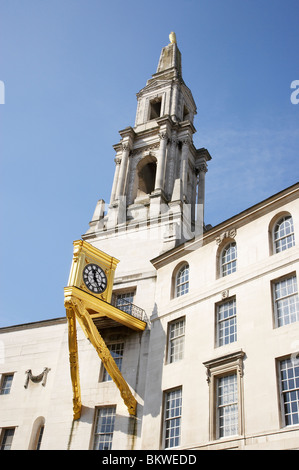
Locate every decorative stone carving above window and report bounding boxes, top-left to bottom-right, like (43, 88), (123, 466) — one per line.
(221, 289), (229, 300)
(215, 228), (237, 245)
(203, 350), (245, 384)
(24, 368), (51, 389)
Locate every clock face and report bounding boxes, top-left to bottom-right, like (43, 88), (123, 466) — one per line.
(82, 263), (107, 294)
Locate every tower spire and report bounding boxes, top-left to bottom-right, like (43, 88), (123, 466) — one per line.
(156, 32), (182, 78)
(84, 34), (211, 248)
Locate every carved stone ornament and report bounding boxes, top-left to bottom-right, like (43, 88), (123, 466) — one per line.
(24, 367), (51, 389)
(122, 142), (130, 152)
(221, 289), (229, 299)
(181, 136), (191, 147)
(197, 162), (208, 173)
(215, 228), (237, 245)
(203, 350), (245, 385)
(158, 132), (168, 141)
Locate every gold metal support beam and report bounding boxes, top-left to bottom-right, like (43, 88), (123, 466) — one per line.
(65, 305), (82, 420)
(64, 241), (145, 420)
(64, 290), (138, 419)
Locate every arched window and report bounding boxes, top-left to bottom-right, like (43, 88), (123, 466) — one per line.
(273, 215), (295, 253)
(28, 417), (45, 450)
(138, 161), (156, 195)
(221, 242), (237, 277)
(175, 264), (189, 297)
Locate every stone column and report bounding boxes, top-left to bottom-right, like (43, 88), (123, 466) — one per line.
(197, 162), (208, 206)
(154, 131), (168, 191)
(166, 131), (177, 198)
(196, 162), (208, 235)
(115, 142), (131, 200)
(180, 137), (190, 201)
(110, 157), (121, 205)
(170, 80), (179, 122)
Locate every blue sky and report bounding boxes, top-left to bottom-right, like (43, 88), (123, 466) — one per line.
(0, 0), (298, 327)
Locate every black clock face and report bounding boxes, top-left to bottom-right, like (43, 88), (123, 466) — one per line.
(83, 263), (107, 294)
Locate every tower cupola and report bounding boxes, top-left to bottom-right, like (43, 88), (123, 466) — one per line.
(85, 33), (211, 248)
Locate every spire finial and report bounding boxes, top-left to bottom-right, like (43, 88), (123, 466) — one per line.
(169, 31), (177, 44)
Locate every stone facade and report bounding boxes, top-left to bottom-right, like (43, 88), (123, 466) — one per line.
(0, 35), (298, 450)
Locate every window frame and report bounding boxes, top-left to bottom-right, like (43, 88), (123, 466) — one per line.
(166, 317), (185, 364)
(277, 355), (299, 428)
(216, 297), (237, 347)
(101, 341), (125, 382)
(92, 406), (116, 450)
(272, 272), (299, 328)
(174, 263), (189, 298)
(220, 242), (237, 277)
(217, 373), (239, 438)
(113, 290), (135, 315)
(0, 427), (15, 450)
(162, 387), (183, 449)
(0, 373), (14, 395)
(273, 215), (295, 254)
(203, 350), (245, 441)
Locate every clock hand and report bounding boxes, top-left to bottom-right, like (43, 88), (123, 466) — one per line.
(93, 271), (99, 285)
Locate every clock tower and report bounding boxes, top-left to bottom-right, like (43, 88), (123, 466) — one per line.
(83, 33), (211, 272)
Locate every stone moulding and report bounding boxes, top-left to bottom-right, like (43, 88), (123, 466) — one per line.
(24, 367), (51, 389)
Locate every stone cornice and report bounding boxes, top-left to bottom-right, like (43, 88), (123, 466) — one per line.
(150, 182), (299, 269)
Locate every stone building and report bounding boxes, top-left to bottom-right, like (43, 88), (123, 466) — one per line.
(0, 34), (298, 450)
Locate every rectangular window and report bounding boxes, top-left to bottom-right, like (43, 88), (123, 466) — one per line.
(279, 357), (299, 426)
(217, 299), (237, 346)
(168, 317), (185, 363)
(203, 351), (244, 441)
(115, 292), (134, 315)
(93, 407), (116, 450)
(217, 373), (239, 438)
(0, 374), (13, 395)
(273, 274), (299, 327)
(163, 388), (182, 449)
(102, 342), (124, 382)
(0, 428), (15, 450)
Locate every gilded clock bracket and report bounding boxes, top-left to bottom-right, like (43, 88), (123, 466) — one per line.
(65, 303), (82, 420)
(65, 240), (146, 420)
(64, 289), (140, 420)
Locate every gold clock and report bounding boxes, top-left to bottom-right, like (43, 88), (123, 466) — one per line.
(66, 239), (119, 303)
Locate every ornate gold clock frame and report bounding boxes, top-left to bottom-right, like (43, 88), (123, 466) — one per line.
(64, 240), (147, 420)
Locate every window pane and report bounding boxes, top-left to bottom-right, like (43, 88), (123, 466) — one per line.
(93, 407), (116, 450)
(169, 318), (185, 363)
(274, 216), (295, 253)
(217, 299), (237, 346)
(115, 292), (134, 315)
(164, 389), (182, 448)
(280, 358), (299, 426)
(274, 275), (299, 327)
(102, 343), (124, 382)
(176, 265), (189, 297)
(0, 428), (15, 450)
(217, 374), (238, 438)
(221, 243), (237, 277)
(0, 374), (13, 395)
